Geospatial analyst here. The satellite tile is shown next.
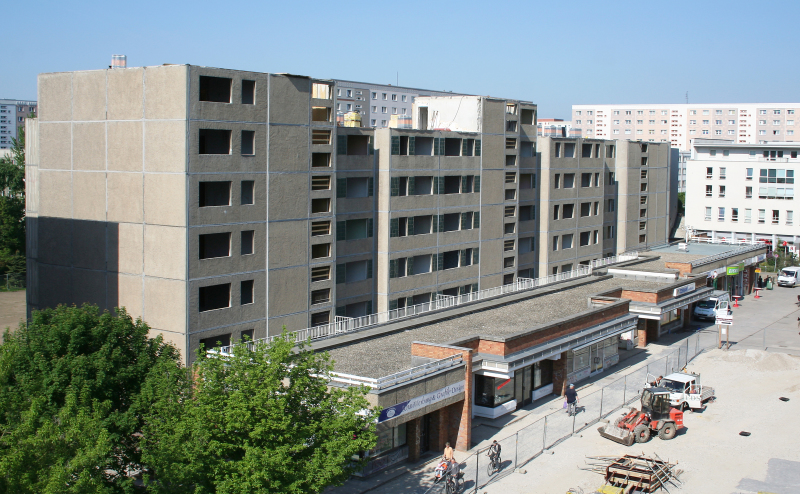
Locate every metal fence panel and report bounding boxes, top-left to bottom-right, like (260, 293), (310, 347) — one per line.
(516, 417), (545, 466)
(624, 364), (648, 405)
(600, 376), (627, 419)
(544, 406), (574, 449)
(574, 388), (603, 433)
(475, 434), (517, 490)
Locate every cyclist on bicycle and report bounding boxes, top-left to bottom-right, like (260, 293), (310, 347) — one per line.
(445, 459), (461, 491)
(488, 439), (502, 464)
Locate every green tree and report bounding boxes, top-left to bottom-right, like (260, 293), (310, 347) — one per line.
(677, 192), (685, 215)
(0, 304), (182, 494)
(141, 332), (378, 494)
(0, 125), (27, 276)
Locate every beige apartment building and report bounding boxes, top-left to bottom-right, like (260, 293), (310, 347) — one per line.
(25, 65), (674, 363)
(571, 103), (800, 152)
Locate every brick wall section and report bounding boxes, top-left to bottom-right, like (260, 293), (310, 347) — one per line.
(552, 351), (568, 396)
(637, 318), (648, 347)
(621, 290), (658, 303)
(410, 342), (472, 451)
(665, 262), (693, 276)
(407, 417), (421, 462)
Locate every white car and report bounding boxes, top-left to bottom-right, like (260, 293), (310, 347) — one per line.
(692, 292), (730, 321)
(778, 267), (800, 287)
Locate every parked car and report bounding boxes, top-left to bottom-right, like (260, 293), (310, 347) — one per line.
(692, 292), (730, 321)
(778, 266), (800, 287)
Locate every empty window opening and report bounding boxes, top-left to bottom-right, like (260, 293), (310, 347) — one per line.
(563, 143), (575, 158)
(199, 333), (231, 349)
(442, 213), (461, 232)
(311, 289), (330, 305)
(241, 280), (254, 305)
(581, 173), (592, 187)
(445, 138), (462, 156)
(506, 155), (517, 167)
(580, 231), (590, 246)
(554, 174), (561, 188)
(312, 129), (331, 145)
(199, 283), (231, 312)
(463, 175), (475, 193)
(520, 173), (534, 189)
(580, 202), (591, 217)
(563, 173), (575, 188)
(242, 79), (255, 105)
(342, 177), (371, 198)
(199, 181), (231, 207)
(462, 138), (475, 156)
(241, 181), (254, 205)
(311, 311), (330, 327)
(506, 138), (517, 149)
(504, 240), (515, 251)
(311, 243), (331, 259)
(640, 182), (648, 192)
(506, 103), (517, 114)
(343, 301), (371, 318)
(311, 83), (332, 99)
(505, 189), (516, 200)
(639, 234), (647, 243)
(594, 173), (600, 186)
(562, 234), (574, 249)
(520, 237), (533, 253)
(311, 198), (331, 213)
(581, 143), (592, 158)
(442, 250), (460, 270)
(410, 255), (433, 275)
(414, 137), (433, 155)
(341, 260), (370, 283)
(199, 129), (231, 154)
(311, 221), (330, 236)
(344, 219), (370, 240)
(414, 176), (433, 195)
(418, 107), (429, 130)
(507, 120), (517, 132)
(504, 223), (516, 234)
(505, 172), (517, 183)
(520, 205), (534, 221)
(555, 143), (561, 158)
(503, 274), (515, 285)
(241, 130), (255, 155)
(312, 152), (331, 168)
(504, 206), (516, 217)
(312, 107), (331, 122)
(441, 287), (459, 297)
(641, 157), (648, 166)
(444, 176), (461, 194)
(461, 212), (475, 229)
(520, 109), (534, 125)
(562, 204), (574, 218)
(346, 135), (369, 155)
(240, 329), (254, 342)
(199, 233), (231, 260)
(504, 257), (515, 268)
(311, 175), (331, 190)
(199, 76), (232, 103)
(553, 205), (560, 220)
(241, 230), (254, 255)
(520, 142), (534, 157)
(311, 266), (331, 282)
(413, 215), (432, 235)
(606, 145), (615, 158)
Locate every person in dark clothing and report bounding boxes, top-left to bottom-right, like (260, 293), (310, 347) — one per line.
(565, 383), (579, 416)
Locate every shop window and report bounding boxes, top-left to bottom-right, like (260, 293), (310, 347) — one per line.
(474, 374), (515, 408)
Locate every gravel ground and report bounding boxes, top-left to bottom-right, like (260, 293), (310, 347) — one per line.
(483, 348), (800, 494)
(327, 277), (665, 378)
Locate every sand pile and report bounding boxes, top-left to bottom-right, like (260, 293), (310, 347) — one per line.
(706, 348), (800, 372)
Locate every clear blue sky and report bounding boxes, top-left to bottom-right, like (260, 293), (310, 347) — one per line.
(4, 0), (799, 118)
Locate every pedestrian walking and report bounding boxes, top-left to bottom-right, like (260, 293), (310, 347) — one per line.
(443, 442), (455, 462)
(565, 383), (579, 416)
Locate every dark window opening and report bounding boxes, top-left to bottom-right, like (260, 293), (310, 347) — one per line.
(312, 106), (330, 122)
(347, 135), (369, 155)
(312, 152), (331, 168)
(563, 142), (575, 157)
(445, 138), (462, 156)
(504, 223), (515, 234)
(581, 173), (591, 187)
(580, 202), (591, 217)
(414, 176), (433, 195)
(414, 137), (433, 155)
(241, 130), (255, 155)
(200, 333), (231, 349)
(311, 198), (331, 213)
(241, 230), (254, 255)
(241, 181), (254, 205)
(241, 280), (254, 305)
(444, 176), (461, 194)
(199, 233), (231, 259)
(507, 121), (517, 132)
(442, 213), (461, 232)
(563, 173), (575, 188)
(582, 143), (592, 158)
(503, 273), (515, 285)
(520, 205), (534, 221)
(199, 129), (231, 154)
(399, 136), (409, 155)
(520, 142), (534, 157)
(562, 204), (574, 219)
(199, 181), (231, 207)
(505, 189), (516, 200)
(311, 311), (330, 327)
(240, 329), (254, 342)
(413, 215), (432, 235)
(242, 79), (255, 105)
(311, 243), (330, 259)
(506, 155), (517, 167)
(442, 250), (460, 270)
(199, 76), (231, 103)
(199, 284), (231, 312)
(504, 257), (515, 268)
(311, 289), (330, 305)
(345, 219), (370, 240)
(580, 231), (590, 246)
(606, 145), (615, 158)
(520, 109), (534, 125)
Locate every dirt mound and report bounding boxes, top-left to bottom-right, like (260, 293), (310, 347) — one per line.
(707, 348), (800, 372)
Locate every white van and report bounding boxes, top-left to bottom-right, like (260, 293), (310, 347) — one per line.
(693, 291), (731, 321)
(778, 266), (800, 287)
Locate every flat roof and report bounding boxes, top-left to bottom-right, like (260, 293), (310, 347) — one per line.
(649, 242), (745, 257)
(326, 277), (665, 379)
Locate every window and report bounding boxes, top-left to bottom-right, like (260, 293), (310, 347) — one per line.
(719, 185), (725, 197)
(337, 260), (372, 283)
(745, 209), (752, 223)
(552, 236), (559, 251)
(715, 120), (722, 125)
(311, 265), (331, 282)
(581, 173), (592, 187)
(503, 239), (515, 252)
(199, 181), (231, 207)
(772, 210), (780, 225)
(579, 231), (590, 247)
(311, 220), (331, 236)
(311, 289), (330, 305)
(639, 234), (647, 243)
(311, 243), (331, 259)
(787, 211), (794, 226)
(520, 205), (534, 221)
(505, 189), (516, 201)
(312, 152), (331, 168)
(731, 208), (738, 222)
(503, 257), (515, 268)
(241, 230), (254, 255)
(504, 206), (516, 217)
(553, 174), (560, 188)
(311, 175), (331, 190)
(199, 233), (231, 259)
(338, 218), (372, 240)
(606, 225), (615, 239)
(746, 186), (753, 198)
(311, 311), (330, 327)
(520, 237), (534, 254)
(241, 280), (254, 305)
(706, 167), (713, 179)
(704, 207), (712, 221)
(312, 106), (331, 122)
(758, 209), (765, 224)
(562, 203), (574, 219)
(199, 284), (231, 312)
(563, 173), (575, 188)
(703, 120), (709, 125)
(311, 198), (330, 213)
(520, 173), (534, 189)
(505, 172), (517, 184)
(199, 76), (232, 103)
(382, 93), (387, 100)
(199, 129), (231, 154)
(746, 168), (753, 180)
(312, 129), (331, 144)
(242, 80), (255, 105)
(504, 223), (515, 234)
(607, 199), (615, 212)
(553, 205), (560, 220)
(580, 202), (591, 217)
(562, 234), (574, 249)
(338, 176), (373, 198)
(760, 110), (767, 115)
(705, 185), (713, 197)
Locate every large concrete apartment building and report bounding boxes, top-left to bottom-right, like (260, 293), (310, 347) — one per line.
(0, 98), (37, 149)
(25, 64), (673, 363)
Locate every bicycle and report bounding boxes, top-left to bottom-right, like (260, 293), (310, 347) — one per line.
(444, 471), (463, 494)
(486, 453), (502, 476)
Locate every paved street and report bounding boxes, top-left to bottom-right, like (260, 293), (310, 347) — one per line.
(356, 283), (800, 494)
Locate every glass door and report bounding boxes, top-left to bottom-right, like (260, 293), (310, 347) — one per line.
(522, 366), (532, 406)
(591, 343), (603, 372)
(514, 369), (524, 409)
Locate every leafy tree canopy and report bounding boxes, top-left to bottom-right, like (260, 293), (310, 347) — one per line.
(0, 126), (27, 275)
(141, 332), (378, 494)
(0, 304), (182, 494)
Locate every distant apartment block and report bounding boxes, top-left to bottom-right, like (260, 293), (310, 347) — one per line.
(537, 118), (579, 138)
(571, 103), (800, 152)
(685, 140), (800, 246)
(0, 99), (36, 149)
(26, 65), (673, 364)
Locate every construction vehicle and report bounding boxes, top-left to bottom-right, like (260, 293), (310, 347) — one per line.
(646, 371), (715, 411)
(598, 388), (684, 446)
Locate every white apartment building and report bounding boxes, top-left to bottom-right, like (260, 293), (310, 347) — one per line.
(685, 140), (800, 246)
(0, 99), (37, 149)
(572, 104), (800, 152)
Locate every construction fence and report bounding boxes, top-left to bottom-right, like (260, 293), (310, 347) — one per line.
(454, 334), (709, 493)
